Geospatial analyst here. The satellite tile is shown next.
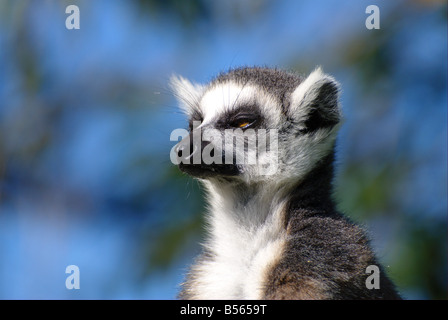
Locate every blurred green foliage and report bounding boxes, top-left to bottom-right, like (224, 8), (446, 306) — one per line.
(0, 0), (446, 299)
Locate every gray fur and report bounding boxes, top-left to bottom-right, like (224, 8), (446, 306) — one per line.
(171, 66), (401, 300)
(263, 152), (400, 299)
(210, 66), (303, 113)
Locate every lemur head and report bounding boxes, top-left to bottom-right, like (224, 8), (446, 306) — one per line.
(170, 67), (341, 186)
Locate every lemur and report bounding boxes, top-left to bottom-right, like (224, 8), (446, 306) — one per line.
(170, 66), (401, 300)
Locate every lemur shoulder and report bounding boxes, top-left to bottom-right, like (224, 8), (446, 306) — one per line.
(170, 66), (401, 300)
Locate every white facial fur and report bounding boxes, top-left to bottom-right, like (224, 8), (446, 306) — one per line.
(169, 75), (205, 116)
(199, 83), (282, 128)
(170, 67), (341, 185)
(171, 67), (342, 299)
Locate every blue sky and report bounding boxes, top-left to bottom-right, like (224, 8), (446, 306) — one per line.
(0, 0), (446, 299)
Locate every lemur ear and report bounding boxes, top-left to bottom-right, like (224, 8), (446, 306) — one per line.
(169, 75), (204, 116)
(289, 67), (341, 132)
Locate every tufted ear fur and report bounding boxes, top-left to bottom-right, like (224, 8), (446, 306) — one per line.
(169, 75), (204, 116)
(289, 67), (341, 132)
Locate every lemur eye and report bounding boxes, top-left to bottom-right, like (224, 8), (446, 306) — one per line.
(230, 115), (258, 129)
(237, 121), (251, 128)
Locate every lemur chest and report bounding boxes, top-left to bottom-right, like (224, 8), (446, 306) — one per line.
(192, 212), (286, 299)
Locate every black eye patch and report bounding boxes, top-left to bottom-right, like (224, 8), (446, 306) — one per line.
(215, 105), (263, 130)
(228, 113), (259, 129)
